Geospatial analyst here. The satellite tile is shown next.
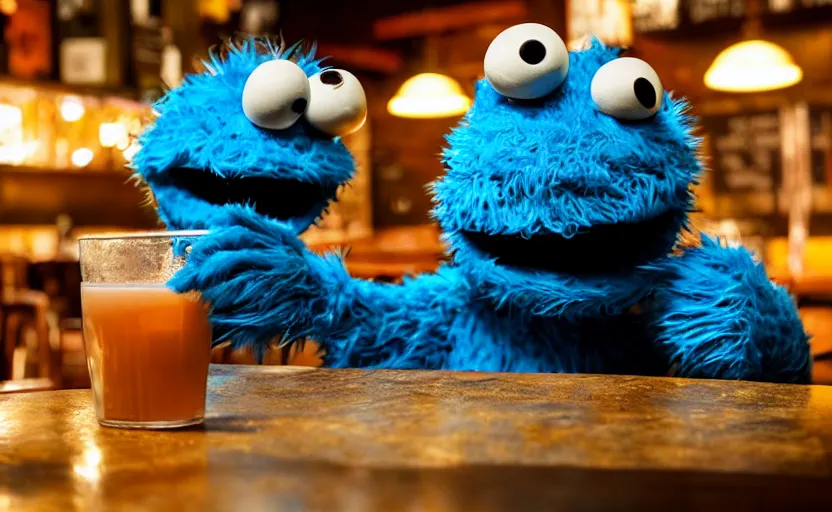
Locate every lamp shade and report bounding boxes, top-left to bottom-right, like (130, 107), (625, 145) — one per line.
(705, 40), (802, 93)
(387, 73), (471, 119)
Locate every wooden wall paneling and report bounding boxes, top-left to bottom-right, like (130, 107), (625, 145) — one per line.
(372, 150), (444, 227)
(439, 25), (515, 83)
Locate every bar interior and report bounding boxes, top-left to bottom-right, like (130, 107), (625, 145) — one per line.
(1, 0), (829, 388)
(4, 1), (832, 509)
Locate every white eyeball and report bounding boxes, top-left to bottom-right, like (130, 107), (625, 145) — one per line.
(484, 23), (569, 100)
(242, 59), (311, 130)
(591, 58), (663, 121)
(305, 69), (367, 136)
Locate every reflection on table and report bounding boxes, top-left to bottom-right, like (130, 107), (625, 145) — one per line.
(3, 365), (831, 509)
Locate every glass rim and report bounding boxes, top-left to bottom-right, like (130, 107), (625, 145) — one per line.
(78, 230), (209, 242)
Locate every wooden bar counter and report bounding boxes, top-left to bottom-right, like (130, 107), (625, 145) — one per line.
(2, 365), (832, 510)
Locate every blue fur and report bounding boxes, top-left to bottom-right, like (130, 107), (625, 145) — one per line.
(169, 206), (664, 375)
(171, 38), (811, 383)
(437, 42), (698, 319)
(132, 37), (355, 234)
(646, 236), (811, 382)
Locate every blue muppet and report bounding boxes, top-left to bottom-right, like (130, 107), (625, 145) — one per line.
(132, 36), (368, 234)
(170, 24), (811, 383)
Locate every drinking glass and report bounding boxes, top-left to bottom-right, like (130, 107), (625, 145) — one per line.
(79, 231), (211, 429)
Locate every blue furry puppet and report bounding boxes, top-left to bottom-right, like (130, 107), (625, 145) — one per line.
(170, 24), (811, 383)
(131, 37), (367, 234)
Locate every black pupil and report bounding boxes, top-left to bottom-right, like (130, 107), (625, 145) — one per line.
(291, 97), (308, 114)
(519, 40), (546, 65)
(633, 77), (657, 109)
(320, 70), (344, 86)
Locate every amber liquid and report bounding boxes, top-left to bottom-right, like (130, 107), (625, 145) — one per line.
(81, 284), (212, 425)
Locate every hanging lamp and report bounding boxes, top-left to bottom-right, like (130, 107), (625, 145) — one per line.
(387, 36), (471, 118)
(705, 40), (802, 93)
(388, 73), (471, 118)
(705, 0), (802, 93)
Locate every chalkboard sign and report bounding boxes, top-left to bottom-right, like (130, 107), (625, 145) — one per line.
(633, 0), (744, 35)
(811, 107), (832, 186)
(702, 111), (782, 195)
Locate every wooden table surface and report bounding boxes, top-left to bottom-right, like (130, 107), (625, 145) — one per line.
(2, 366), (832, 511)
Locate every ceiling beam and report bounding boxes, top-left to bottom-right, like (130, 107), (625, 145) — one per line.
(373, 0), (527, 41)
(316, 44), (404, 74)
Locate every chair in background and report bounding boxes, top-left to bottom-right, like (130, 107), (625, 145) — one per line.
(0, 255), (57, 388)
(29, 260), (88, 388)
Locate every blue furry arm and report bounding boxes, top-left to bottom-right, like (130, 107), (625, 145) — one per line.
(168, 207), (463, 368)
(645, 236), (811, 383)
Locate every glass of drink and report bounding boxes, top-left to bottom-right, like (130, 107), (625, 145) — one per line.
(79, 231), (211, 429)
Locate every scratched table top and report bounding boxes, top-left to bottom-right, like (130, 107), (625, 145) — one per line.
(2, 365), (831, 510)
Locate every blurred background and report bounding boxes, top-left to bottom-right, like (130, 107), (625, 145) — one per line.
(1, 0), (831, 389)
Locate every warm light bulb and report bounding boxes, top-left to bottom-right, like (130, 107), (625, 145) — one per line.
(122, 142), (141, 162)
(99, 122), (128, 148)
(0, 0), (17, 16)
(0, 104), (23, 131)
(71, 148), (94, 168)
(60, 97), (86, 122)
(705, 40), (802, 93)
(387, 73), (472, 119)
(0, 141), (39, 165)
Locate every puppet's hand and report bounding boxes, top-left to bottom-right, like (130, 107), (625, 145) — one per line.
(169, 206), (305, 299)
(168, 205), (339, 348)
(647, 236), (811, 383)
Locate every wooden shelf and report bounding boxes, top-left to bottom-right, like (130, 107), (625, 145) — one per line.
(0, 165), (129, 175)
(0, 166), (158, 227)
(0, 76), (140, 101)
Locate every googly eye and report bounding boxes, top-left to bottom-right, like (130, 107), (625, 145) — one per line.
(591, 58), (663, 121)
(483, 23), (569, 100)
(305, 69), (367, 136)
(242, 59), (311, 130)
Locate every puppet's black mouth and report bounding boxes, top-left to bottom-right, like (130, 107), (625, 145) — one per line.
(160, 167), (330, 222)
(461, 210), (681, 275)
